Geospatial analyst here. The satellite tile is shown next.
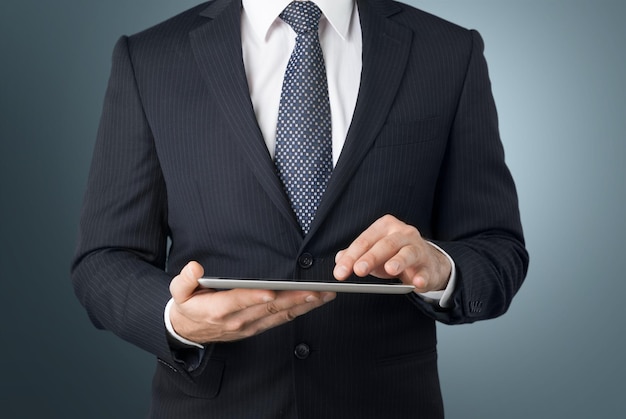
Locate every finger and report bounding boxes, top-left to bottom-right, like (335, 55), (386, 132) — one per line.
(339, 230), (419, 279)
(170, 261), (205, 304)
(334, 215), (413, 280)
(407, 245), (452, 292)
(333, 250), (351, 280)
(353, 232), (416, 277)
(205, 291), (326, 341)
(334, 228), (385, 280)
(208, 288), (278, 320)
(228, 290), (330, 322)
(260, 290), (326, 314)
(404, 265), (436, 293)
(179, 289), (336, 343)
(412, 273), (429, 291)
(241, 291), (336, 338)
(382, 242), (422, 277)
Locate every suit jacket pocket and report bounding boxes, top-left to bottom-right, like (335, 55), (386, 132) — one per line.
(374, 347), (437, 367)
(374, 116), (440, 148)
(155, 356), (225, 399)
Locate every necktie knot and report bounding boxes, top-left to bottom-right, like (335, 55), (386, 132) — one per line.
(280, 1), (322, 35)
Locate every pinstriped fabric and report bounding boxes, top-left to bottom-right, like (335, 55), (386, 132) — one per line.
(73, 32), (174, 360)
(189, 8), (304, 234)
(72, 0), (527, 417)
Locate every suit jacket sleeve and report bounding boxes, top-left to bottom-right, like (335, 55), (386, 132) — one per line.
(71, 35), (174, 362)
(409, 30), (529, 324)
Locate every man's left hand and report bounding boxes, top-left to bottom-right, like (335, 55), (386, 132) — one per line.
(333, 214), (451, 293)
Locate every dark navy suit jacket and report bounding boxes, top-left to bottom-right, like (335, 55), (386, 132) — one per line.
(72, 0), (528, 417)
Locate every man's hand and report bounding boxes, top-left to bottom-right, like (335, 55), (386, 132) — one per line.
(169, 262), (336, 344)
(333, 214), (451, 293)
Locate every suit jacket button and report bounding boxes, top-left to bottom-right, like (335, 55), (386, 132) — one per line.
(298, 253), (314, 269)
(294, 343), (310, 360)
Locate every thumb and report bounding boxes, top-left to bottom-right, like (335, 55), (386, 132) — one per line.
(170, 261), (204, 304)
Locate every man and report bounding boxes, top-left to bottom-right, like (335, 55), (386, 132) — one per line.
(72, 0), (528, 417)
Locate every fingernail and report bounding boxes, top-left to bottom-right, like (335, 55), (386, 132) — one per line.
(356, 261), (369, 274)
(334, 265), (348, 278)
(388, 261), (400, 275)
(305, 295), (318, 303)
(413, 276), (426, 289)
(323, 293), (336, 303)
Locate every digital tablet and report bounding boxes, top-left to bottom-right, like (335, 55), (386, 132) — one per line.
(198, 278), (414, 294)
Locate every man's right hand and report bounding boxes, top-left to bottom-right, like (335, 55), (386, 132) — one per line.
(169, 261), (336, 344)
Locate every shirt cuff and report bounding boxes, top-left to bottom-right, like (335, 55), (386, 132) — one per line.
(164, 298), (204, 349)
(417, 242), (457, 308)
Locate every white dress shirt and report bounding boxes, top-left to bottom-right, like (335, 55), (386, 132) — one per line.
(164, 0), (456, 348)
(241, 0), (361, 166)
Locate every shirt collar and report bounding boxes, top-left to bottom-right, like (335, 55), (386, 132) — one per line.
(242, 0), (354, 41)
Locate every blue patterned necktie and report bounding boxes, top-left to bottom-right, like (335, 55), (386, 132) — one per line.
(275, 1), (332, 235)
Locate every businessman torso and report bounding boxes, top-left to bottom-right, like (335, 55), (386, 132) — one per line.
(73, 0), (528, 417)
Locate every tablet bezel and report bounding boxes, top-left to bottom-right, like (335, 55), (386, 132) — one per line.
(198, 278), (414, 294)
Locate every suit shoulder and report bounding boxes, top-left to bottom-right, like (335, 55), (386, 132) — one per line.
(375, 0), (482, 60)
(125, 1), (212, 48)
(386, 1), (473, 41)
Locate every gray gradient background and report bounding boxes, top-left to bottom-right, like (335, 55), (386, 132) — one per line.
(1, 1), (624, 418)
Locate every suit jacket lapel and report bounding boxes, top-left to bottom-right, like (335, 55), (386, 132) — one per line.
(190, 0), (301, 233)
(304, 0), (413, 242)
(189, 0), (414, 241)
